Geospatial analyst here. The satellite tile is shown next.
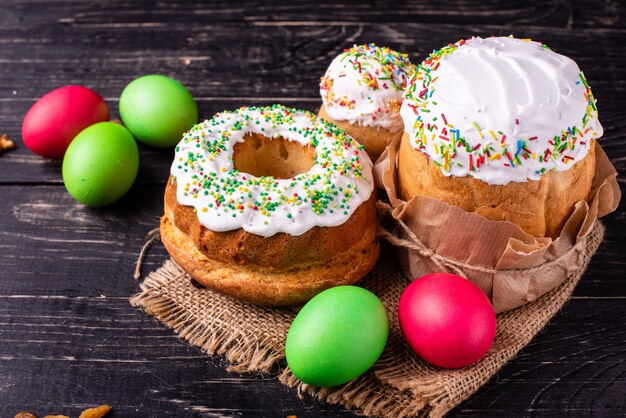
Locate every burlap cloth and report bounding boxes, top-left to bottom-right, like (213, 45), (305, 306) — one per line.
(131, 218), (604, 417)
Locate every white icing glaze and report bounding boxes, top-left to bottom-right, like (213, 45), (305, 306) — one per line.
(171, 105), (374, 237)
(401, 36), (603, 185)
(320, 44), (415, 132)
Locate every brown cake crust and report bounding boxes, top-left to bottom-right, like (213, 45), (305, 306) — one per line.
(397, 132), (596, 238)
(318, 104), (401, 161)
(161, 177), (380, 306)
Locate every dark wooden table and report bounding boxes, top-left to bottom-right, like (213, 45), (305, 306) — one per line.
(1, 1), (624, 417)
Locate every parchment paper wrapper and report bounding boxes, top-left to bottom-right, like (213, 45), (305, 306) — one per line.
(373, 136), (620, 313)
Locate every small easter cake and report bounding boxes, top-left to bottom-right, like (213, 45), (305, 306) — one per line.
(319, 44), (415, 160)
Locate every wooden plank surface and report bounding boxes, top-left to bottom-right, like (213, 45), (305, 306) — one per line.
(0, 1), (624, 417)
(0, 296), (623, 417)
(1, 22), (626, 183)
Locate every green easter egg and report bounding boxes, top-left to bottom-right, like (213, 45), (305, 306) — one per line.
(119, 74), (198, 148)
(62, 122), (139, 206)
(285, 286), (388, 387)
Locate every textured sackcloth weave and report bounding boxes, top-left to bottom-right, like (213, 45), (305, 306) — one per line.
(131, 221), (605, 418)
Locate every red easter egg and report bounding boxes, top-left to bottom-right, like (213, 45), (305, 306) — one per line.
(22, 86), (110, 159)
(398, 273), (496, 368)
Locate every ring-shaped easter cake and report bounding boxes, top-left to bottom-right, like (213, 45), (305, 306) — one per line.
(161, 104), (380, 305)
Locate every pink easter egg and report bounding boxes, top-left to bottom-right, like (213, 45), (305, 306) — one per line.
(398, 273), (496, 368)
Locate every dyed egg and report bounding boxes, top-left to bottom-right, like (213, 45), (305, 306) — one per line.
(285, 286), (388, 387)
(62, 122), (139, 207)
(22, 86), (109, 159)
(119, 74), (197, 148)
(398, 273), (496, 368)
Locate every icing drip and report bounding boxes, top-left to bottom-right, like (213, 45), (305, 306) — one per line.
(400, 36), (603, 185)
(320, 44), (415, 132)
(171, 105), (374, 237)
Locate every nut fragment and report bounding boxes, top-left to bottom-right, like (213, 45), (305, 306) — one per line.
(14, 404), (110, 418)
(79, 405), (111, 418)
(0, 133), (15, 153)
(14, 412), (37, 418)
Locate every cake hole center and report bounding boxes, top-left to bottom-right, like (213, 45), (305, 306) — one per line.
(233, 133), (315, 178)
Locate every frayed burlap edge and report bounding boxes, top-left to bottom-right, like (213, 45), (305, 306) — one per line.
(130, 221), (604, 418)
(130, 260), (290, 373)
(280, 370), (431, 418)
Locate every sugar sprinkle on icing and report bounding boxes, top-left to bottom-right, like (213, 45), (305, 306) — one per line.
(171, 104), (374, 237)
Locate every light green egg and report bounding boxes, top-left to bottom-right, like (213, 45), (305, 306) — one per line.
(285, 286), (388, 387)
(62, 122), (139, 207)
(119, 74), (198, 148)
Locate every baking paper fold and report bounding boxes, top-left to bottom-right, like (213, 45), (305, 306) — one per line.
(373, 136), (620, 313)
